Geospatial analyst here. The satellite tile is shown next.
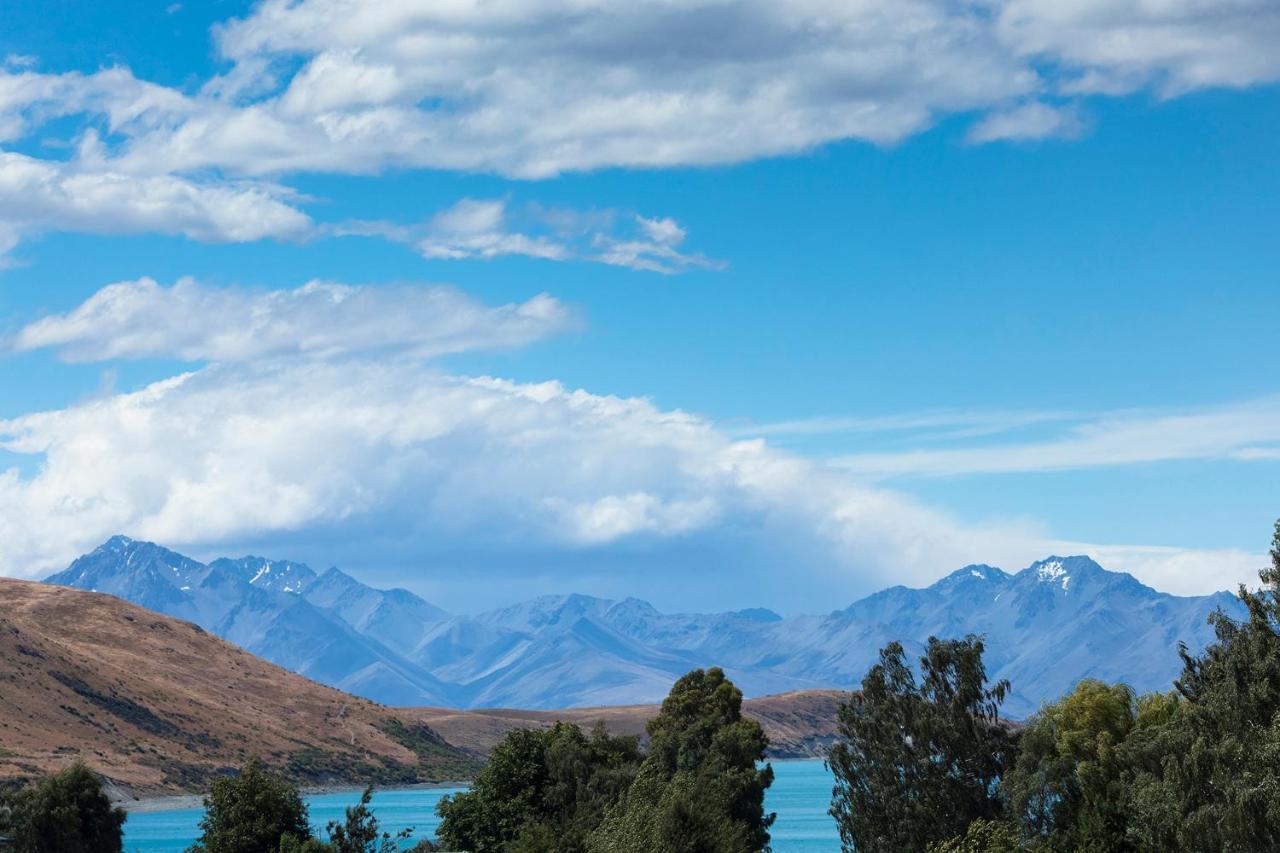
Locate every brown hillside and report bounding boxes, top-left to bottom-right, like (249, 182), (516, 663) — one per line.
(398, 687), (848, 760)
(0, 578), (478, 799)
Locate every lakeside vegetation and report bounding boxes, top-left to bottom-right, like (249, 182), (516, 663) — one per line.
(4, 519), (1280, 851)
(831, 518), (1280, 852)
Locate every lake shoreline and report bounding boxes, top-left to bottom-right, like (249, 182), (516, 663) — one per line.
(121, 779), (475, 814)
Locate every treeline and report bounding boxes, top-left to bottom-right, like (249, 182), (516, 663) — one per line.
(831, 519), (1280, 852)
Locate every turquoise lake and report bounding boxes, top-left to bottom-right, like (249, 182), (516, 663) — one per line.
(123, 759), (839, 852)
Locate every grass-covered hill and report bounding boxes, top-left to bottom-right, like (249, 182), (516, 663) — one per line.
(0, 578), (478, 798)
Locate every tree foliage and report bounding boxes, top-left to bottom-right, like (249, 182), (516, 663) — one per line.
(590, 667), (775, 853)
(827, 636), (1017, 853)
(325, 786), (412, 853)
(0, 763), (125, 853)
(1001, 679), (1135, 852)
(436, 720), (642, 853)
(188, 758), (312, 853)
(1119, 518), (1280, 850)
(926, 818), (1020, 853)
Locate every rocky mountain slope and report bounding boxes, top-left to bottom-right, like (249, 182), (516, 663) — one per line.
(46, 538), (1246, 717)
(0, 578), (478, 798)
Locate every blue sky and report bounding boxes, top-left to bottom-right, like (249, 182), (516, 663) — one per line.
(0, 0), (1278, 613)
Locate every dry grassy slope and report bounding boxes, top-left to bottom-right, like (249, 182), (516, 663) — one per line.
(399, 688), (849, 760)
(0, 579), (478, 798)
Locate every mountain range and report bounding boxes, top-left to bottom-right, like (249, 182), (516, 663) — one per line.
(45, 536), (1247, 717)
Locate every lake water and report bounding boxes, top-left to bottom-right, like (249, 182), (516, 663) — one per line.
(123, 759), (840, 852)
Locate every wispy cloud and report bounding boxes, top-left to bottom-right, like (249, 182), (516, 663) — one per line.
(9, 278), (573, 362)
(828, 398), (1280, 478)
(730, 409), (1076, 441)
(967, 101), (1085, 144)
(335, 198), (723, 274)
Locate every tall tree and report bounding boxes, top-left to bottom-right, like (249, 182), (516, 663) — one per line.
(188, 758), (312, 853)
(590, 667), (775, 853)
(0, 763), (125, 853)
(1122, 519), (1280, 849)
(828, 636), (1016, 853)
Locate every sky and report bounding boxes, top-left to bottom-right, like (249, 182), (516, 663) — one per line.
(0, 0), (1278, 614)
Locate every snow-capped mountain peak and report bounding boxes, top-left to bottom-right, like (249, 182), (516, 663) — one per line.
(1036, 558), (1070, 588)
(44, 539), (1243, 716)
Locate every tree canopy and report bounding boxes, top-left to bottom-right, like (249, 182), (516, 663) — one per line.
(436, 720), (642, 853)
(828, 636), (1016, 853)
(187, 758), (312, 853)
(590, 667), (775, 853)
(0, 762), (125, 853)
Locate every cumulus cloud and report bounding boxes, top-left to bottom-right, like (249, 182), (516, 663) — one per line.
(0, 323), (1262, 603)
(338, 198), (722, 273)
(0, 357), (1034, 593)
(9, 278), (572, 362)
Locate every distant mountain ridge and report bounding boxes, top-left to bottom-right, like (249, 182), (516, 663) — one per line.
(45, 537), (1246, 717)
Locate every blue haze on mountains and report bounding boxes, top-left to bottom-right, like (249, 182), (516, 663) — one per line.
(46, 536), (1244, 717)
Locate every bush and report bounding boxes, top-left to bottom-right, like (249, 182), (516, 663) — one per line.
(0, 763), (125, 853)
(188, 757), (312, 853)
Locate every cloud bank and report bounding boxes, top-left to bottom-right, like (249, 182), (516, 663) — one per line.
(1, 280), (1267, 608)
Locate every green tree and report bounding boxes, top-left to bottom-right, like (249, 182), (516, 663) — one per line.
(828, 636), (1017, 853)
(326, 786), (411, 853)
(436, 720), (641, 853)
(926, 819), (1020, 853)
(188, 757), (312, 853)
(0, 763), (125, 853)
(589, 667), (775, 853)
(1120, 519), (1280, 850)
(1001, 679), (1136, 851)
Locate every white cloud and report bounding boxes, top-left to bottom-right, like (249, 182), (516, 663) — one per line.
(416, 198), (570, 262)
(57, 0), (1272, 179)
(832, 398), (1280, 478)
(0, 1), (1273, 255)
(0, 356), (1027, 596)
(731, 409), (1076, 440)
(994, 0), (1280, 96)
(9, 278), (572, 363)
(0, 313), (1262, 602)
(339, 198), (722, 273)
(0, 150), (311, 261)
(967, 101), (1085, 143)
